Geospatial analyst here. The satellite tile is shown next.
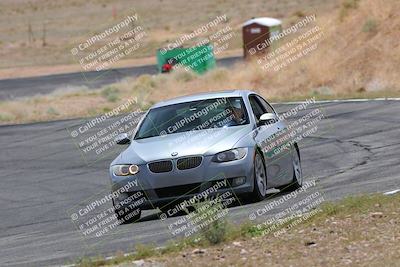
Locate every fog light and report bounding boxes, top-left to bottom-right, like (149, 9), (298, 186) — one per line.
(232, 177), (246, 187)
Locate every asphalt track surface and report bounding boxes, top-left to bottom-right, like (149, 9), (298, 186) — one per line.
(0, 57), (241, 100)
(1, 100), (399, 266)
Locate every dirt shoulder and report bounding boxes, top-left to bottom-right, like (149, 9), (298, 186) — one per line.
(144, 196), (400, 267)
(77, 193), (400, 267)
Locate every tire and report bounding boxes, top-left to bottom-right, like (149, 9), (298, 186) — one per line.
(113, 199), (141, 224)
(279, 148), (302, 192)
(251, 151), (267, 202)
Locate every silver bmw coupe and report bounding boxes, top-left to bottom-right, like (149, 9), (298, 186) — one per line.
(109, 90), (302, 223)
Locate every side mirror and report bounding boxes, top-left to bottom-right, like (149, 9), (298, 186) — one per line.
(259, 113), (278, 125)
(115, 133), (131, 145)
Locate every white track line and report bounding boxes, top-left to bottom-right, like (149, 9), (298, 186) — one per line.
(383, 189), (400, 195)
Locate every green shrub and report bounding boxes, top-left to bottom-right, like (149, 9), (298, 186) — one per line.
(134, 243), (157, 258)
(46, 107), (59, 116)
(131, 75), (157, 107)
(190, 198), (228, 245)
(75, 256), (106, 267)
(342, 0), (359, 9)
(174, 69), (196, 82)
(362, 18), (378, 33)
(102, 107), (112, 113)
(339, 0), (360, 20)
(101, 86), (119, 102)
(135, 74), (156, 88)
(0, 113), (15, 122)
(293, 10), (306, 18)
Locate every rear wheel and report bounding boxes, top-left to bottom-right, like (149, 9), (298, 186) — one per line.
(251, 152), (267, 202)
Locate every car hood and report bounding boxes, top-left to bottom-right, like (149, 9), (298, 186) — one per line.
(113, 125), (252, 164)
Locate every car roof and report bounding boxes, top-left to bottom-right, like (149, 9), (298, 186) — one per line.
(150, 90), (257, 109)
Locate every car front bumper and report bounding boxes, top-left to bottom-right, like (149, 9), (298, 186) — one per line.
(110, 148), (256, 210)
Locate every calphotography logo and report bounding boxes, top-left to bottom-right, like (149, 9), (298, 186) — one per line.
(66, 96), (144, 164)
(71, 9), (147, 80)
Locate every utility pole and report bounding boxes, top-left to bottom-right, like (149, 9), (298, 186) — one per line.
(28, 22), (35, 44)
(42, 22), (47, 47)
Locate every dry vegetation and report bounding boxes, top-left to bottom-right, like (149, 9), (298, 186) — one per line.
(75, 193), (400, 267)
(147, 0), (400, 101)
(150, 194), (400, 267)
(0, 0), (336, 73)
(0, 81), (152, 124)
(0, 0), (399, 125)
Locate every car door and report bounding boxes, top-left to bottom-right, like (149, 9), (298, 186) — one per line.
(256, 95), (295, 186)
(248, 94), (293, 187)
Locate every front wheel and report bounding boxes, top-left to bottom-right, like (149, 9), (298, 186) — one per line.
(279, 149), (302, 192)
(251, 152), (267, 202)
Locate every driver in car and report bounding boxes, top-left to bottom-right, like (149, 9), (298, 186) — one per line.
(224, 102), (246, 126)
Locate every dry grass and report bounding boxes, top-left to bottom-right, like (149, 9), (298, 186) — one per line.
(148, 0), (400, 101)
(152, 194), (400, 267)
(0, 79), (153, 124)
(75, 193), (400, 267)
(0, 0), (337, 71)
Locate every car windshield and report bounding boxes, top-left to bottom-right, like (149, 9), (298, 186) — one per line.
(135, 97), (249, 140)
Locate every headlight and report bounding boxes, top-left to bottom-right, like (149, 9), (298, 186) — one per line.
(212, 148), (248, 162)
(112, 164), (139, 176)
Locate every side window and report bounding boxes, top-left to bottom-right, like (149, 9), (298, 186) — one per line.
(256, 95), (275, 114)
(249, 95), (266, 122)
